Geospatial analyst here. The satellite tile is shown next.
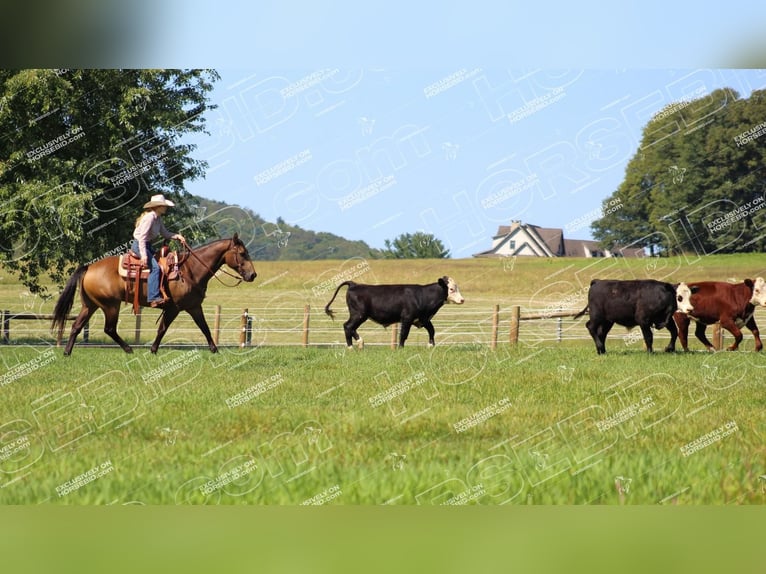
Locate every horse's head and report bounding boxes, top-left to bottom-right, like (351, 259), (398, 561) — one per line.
(225, 234), (257, 282)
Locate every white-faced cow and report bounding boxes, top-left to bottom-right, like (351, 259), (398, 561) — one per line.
(574, 279), (679, 354)
(674, 277), (766, 351)
(324, 276), (465, 348)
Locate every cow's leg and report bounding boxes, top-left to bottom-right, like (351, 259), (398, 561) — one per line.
(745, 315), (762, 352)
(693, 321), (716, 352)
(398, 321), (413, 347)
(420, 318), (436, 346)
(639, 324), (654, 352)
(721, 318), (744, 351)
(586, 319), (611, 354)
(343, 316), (365, 349)
(664, 314), (679, 352)
(186, 305), (218, 353)
(150, 306), (180, 354)
(103, 305), (133, 354)
(674, 313), (691, 351)
(63, 303), (97, 356)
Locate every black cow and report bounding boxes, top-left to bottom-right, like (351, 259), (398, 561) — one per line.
(324, 276), (465, 348)
(574, 279), (678, 354)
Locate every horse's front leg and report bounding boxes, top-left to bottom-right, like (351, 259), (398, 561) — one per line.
(186, 305), (218, 353)
(150, 306), (180, 354)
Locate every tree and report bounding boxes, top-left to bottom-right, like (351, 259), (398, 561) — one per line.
(593, 87), (766, 255)
(0, 69), (220, 292)
(382, 232), (450, 259)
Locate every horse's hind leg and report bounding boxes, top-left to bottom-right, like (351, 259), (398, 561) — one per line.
(64, 304), (97, 356)
(103, 306), (133, 353)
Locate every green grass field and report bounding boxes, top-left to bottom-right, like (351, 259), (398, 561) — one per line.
(1, 253), (766, 504)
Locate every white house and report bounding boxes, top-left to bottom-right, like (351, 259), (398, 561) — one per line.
(473, 221), (643, 258)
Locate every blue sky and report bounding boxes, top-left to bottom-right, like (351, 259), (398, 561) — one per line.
(183, 68), (766, 257)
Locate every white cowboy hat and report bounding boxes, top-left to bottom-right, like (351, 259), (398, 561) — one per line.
(143, 194), (176, 209)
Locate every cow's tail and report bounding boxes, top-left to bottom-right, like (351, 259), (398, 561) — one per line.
(324, 281), (354, 320)
(573, 305), (589, 320)
(51, 265), (88, 339)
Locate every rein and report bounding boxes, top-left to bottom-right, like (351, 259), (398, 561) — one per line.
(181, 239), (244, 287)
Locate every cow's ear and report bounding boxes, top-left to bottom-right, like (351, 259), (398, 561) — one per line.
(745, 278), (754, 288)
(438, 277), (448, 288)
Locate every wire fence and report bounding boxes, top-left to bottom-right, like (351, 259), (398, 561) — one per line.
(3, 303), (763, 350)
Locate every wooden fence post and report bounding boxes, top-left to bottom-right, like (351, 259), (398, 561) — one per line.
(491, 304), (500, 350)
(1, 310), (8, 344)
(391, 323), (399, 349)
(240, 308), (248, 348)
(557, 316), (562, 343)
(302, 304), (310, 347)
(509, 305), (520, 345)
(213, 305), (221, 346)
(83, 320), (89, 343)
(712, 323), (722, 350)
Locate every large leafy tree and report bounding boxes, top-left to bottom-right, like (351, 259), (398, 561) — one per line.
(593, 87), (766, 255)
(382, 232), (451, 259)
(0, 69), (220, 292)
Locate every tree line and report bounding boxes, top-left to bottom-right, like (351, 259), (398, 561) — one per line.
(592, 87), (766, 256)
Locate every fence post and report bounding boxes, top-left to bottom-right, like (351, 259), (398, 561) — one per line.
(1, 310), (8, 344)
(134, 307), (142, 345)
(391, 323), (399, 349)
(491, 304), (499, 350)
(302, 304), (310, 347)
(1, 310), (9, 344)
(240, 308), (248, 348)
(509, 305), (520, 345)
(246, 316), (253, 346)
(83, 320), (89, 343)
(712, 323), (722, 350)
(213, 305), (221, 346)
(557, 316), (562, 343)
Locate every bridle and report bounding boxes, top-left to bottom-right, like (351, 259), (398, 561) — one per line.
(181, 239), (246, 287)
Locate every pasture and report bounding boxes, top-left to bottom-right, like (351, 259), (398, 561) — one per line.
(1, 253), (765, 504)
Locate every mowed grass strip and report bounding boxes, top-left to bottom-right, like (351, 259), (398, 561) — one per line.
(1, 342), (765, 504)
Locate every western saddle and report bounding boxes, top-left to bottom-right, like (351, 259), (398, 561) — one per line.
(119, 245), (183, 313)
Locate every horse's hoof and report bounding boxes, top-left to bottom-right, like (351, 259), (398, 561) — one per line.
(210, 346), (218, 353)
(150, 347), (158, 354)
(124, 347), (133, 354)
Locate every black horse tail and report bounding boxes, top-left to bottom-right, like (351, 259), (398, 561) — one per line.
(324, 281), (354, 320)
(51, 265), (88, 338)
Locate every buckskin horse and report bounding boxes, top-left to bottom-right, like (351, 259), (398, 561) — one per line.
(51, 234), (256, 355)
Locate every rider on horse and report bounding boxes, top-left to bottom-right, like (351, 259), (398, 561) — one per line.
(132, 194), (185, 307)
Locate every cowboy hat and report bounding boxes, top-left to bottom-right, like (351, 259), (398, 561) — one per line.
(143, 194), (176, 209)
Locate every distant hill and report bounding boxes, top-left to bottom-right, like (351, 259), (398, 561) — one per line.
(191, 196), (380, 260)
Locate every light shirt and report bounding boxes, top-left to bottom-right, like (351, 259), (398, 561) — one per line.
(133, 211), (173, 259)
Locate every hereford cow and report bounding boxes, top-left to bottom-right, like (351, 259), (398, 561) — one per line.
(674, 277), (766, 351)
(574, 279), (679, 354)
(324, 276), (465, 348)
